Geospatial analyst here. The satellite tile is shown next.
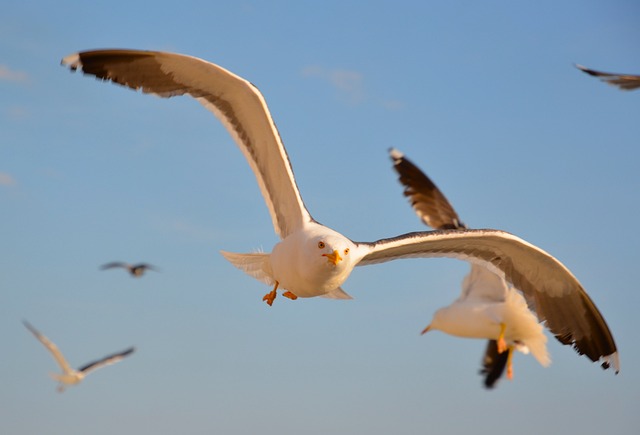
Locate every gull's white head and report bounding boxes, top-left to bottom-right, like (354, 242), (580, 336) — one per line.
(302, 231), (356, 281)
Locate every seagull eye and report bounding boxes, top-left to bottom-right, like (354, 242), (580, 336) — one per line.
(318, 241), (325, 249)
(344, 248), (350, 255)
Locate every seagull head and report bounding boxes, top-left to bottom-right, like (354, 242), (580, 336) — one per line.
(314, 236), (352, 268)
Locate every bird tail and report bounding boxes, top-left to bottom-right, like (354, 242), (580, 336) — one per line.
(220, 251), (274, 285)
(505, 290), (551, 367)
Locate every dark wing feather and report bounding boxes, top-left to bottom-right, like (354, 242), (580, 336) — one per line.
(389, 148), (466, 230)
(78, 347), (135, 374)
(100, 262), (129, 270)
(576, 64), (640, 91)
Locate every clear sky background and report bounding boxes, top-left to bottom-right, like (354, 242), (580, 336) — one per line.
(2, 1), (639, 434)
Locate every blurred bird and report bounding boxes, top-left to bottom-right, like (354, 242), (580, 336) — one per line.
(576, 64), (640, 91)
(23, 320), (135, 392)
(100, 262), (158, 277)
(390, 148), (617, 388)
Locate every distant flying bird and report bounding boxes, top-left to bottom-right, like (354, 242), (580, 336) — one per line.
(60, 48), (622, 373)
(576, 64), (640, 91)
(390, 148), (618, 387)
(23, 320), (135, 392)
(100, 262), (158, 277)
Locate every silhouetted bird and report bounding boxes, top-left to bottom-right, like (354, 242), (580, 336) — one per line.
(100, 262), (158, 277)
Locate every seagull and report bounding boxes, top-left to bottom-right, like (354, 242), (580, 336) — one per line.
(576, 64), (640, 91)
(389, 148), (618, 385)
(100, 262), (158, 277)
(61, 49), (618, 374)
(390, 148), (550, 387)
(23, 320), (135, 392)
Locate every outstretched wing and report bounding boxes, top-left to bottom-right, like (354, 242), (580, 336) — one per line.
(62, 49), (312, 238)
(78, 347), (135, 375)
(100, 262), (130, 270)
(389, 148), (465, 230)
(134, 263), (158, 271)
(23, 320), (75, 375)
(354, 229), (618, 372)
(576, 64), (640, 91)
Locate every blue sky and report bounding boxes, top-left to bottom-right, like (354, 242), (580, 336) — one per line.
(2, 1), (639, 434)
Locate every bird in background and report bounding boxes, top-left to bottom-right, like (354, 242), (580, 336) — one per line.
(23, 320), (135, 392)
(100, 262), (158, 277)
(576, 64), (640, 91)
(390, 147), (616, 387)
(61, 49), (617, 377)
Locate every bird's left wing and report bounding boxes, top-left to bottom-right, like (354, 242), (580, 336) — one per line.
(354, 229), (618, 372)
(576, 64), (640, 91)
(78, 347), (135, 375)
(62, 49), (312, 238)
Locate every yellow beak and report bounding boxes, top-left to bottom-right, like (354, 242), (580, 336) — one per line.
(322, 249), (343, 266)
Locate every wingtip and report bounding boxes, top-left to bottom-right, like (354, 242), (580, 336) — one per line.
(61, 53), (81, 70)
(601, 352), (620, 374)
(22, 319), (39, 335)
(388, 147), (404, 162)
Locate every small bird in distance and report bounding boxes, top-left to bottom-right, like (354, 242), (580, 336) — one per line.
(23, 320), (135, 392)
(100, 262), (158, 277)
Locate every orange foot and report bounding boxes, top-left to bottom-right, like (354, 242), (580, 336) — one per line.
(497, 323), (507, 353)
(497, 337), (508, 354)
(283, 291), (298, 300)
(263, 282), (280, 306)
(506, 347), (514, 380)
(262, 290), (277, 306)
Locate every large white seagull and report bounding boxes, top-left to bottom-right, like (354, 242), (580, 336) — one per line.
(61, 49), (619, 374)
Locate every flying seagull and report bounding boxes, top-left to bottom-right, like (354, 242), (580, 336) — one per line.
(100, 262), (158, 277)
(23, 320), (135, 392)
(61, 50), (618, 375)
(389, 148), (618, 385)
(576, 64), (640, 91)
(390, 148), (550, 387)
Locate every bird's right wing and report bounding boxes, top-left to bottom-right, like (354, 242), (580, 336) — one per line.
(100, 262), (128, 270)
(23, 320), (75, 375)
(62, 49), (313, 238)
